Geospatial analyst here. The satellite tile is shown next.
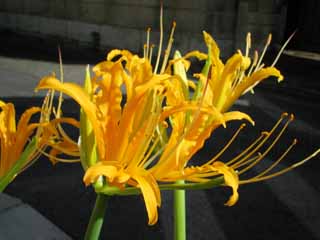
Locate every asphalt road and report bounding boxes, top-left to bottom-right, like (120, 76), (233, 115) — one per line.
(1, 32), (320, 240)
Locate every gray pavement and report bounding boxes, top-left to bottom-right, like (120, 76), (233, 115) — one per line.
(0, 55), (87, 97)
(0, 193), (71, 240)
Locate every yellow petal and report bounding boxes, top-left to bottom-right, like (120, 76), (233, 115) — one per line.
(83, 163), (119, 185)
(211, 161), (239, 206)
(133, 173), (160, 225)
(227, 67), (283, 111)
(36, 76), (105, 160)
(214, 53), (243, 110)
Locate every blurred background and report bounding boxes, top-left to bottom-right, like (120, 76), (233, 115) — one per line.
(0, 0), (319, 240)
(0, 0), (319, 56)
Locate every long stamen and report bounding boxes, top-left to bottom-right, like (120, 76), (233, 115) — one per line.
(146, 27), (151, 59)
(245, 32), (251, 57)
(236, 114), (293, 175)
(48, 141), (80, 157)
(250, 138), (297, 180)
(154, 1), (164, 74)
(57, 47), (64, 118)
(149, 44), (155, 63)
(229, 113), (288, 168)
(37, 147), (80, 163)
(138, 137), (160, 168)
(143, 144), (165, 169)
(143, 44), (147, 59)
(271, 31), (296, 67)
(247, 50), (258, 77)
(230, 153), (262, 169)
(240, 148), (320, 184)
(36, 92), (51, 138)
(205, 123), (246, 165)
(254, 34), (272, 72)
(20, 142), (48, 173)
(160, 21), (176, 74)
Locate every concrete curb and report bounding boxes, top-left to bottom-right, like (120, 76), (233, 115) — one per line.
(0, 193), (72, 240)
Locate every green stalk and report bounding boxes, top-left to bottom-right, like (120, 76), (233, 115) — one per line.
(0, 138), (37, 192)
(84, 194), (109, 240)
(174, 180), (186, 240)
(96, 176), (224, 196)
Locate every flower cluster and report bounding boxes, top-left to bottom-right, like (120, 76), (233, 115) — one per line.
(1, 12), (319, 234)
(35, 26), (319, 226)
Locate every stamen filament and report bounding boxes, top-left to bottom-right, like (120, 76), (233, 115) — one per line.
(229, 113), (288, 168)
(240, 148), (320, 184)
(154, 1), (163, 74)
(143, 44), (147, 59)
(160, 21), (176, 74)
(237, 114), (293, 175)
(250, 139), (297, 180)
(146, 27), (151, 59)
(38, 147), (80, 163)
(245, 32), (251, 57)
(254, 34), (272, 72)
(205, 123), (246, 165)
(138, 137), (160, 168)
(247, 50), (258, 77)
(149, 44), (155, 63)
(271, 31), (296, 67)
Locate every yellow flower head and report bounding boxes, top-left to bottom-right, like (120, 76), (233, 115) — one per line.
(194, 31), (284, 112)
(36, 48), (173, 225)
(0, 100), (41, 179)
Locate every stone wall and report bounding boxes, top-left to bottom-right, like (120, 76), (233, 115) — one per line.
(0, 0), (287, 57)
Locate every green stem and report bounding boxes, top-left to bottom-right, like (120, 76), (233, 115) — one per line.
(0, 138), (37, 192)
(84, 194), (108, 240)
(96, 176), (224, 196)
(174, 180), (186, 240)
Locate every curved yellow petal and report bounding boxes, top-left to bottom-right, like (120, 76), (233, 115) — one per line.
(226, 67), (283, 111)
(36, 76), (105, 159)
(211, 161), (239, 206)
(83, 164), (119, 186)
(106, 49), (133, 62)
(214, 53), (243, 110)
(133, 173), (160, 225)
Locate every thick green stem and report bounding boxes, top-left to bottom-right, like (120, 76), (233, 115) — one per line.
(84, 194), (108, 240)
(96, 176), (224, 196)
(174, 180), (186, 240)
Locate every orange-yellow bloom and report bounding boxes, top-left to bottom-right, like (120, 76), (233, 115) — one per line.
(0, 101), (41, 180)
(0, 92), (80, 192)
(35, 28), (319, 226)
(36, 50), (171, 225)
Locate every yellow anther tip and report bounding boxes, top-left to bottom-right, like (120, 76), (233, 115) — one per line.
(267, 34), (272, 45)
(289, 114), (295, 120)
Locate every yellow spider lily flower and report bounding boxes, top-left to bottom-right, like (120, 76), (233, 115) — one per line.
(36, 50), (172, 225)
(0, 101), (41, 180)
(36, 44), (248, 224)
(35, 20), (319, 228)
(0, 90), (80, 192)
(196, 31), (284, 112)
